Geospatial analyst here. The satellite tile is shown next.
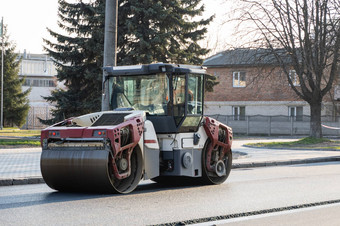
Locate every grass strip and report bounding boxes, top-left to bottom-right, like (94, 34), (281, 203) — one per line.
(0, 139), (40, 146)
(0, 128), (40, 137)
(245, 137), (333, 148)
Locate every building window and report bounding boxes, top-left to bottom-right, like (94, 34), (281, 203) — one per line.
(289, 106), (303, 121)
(23, 78), (56, 87)
(233, 106), (246, 120)
(289, 70), (300, 86)
(233, 71), (246, 87)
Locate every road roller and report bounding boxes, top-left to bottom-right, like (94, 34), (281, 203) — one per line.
(40, 63), (233, 194)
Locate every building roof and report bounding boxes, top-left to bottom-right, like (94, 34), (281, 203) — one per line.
(203, 48), (291, 67)
(16, 51), (57, 77)
(17, 52), (52, 61)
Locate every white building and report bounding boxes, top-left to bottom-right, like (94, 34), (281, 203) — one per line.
(17, 51), (65, 129)
(18, 50), (64, 107)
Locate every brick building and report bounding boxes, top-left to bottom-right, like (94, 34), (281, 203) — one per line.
(203, 48), (337, 120)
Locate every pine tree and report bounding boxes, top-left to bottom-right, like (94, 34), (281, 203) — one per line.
(44, 0), (214, 123)
(117, 0), (217, 91)
(43, 0), (105, 122)
(0, 25), (30, 127)
(118, 0), (213, 65)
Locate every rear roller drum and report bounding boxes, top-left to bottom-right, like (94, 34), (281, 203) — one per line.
(201, 139), (232, 185)
(152, 140), (232, 186)
(108, 146), (143, 194)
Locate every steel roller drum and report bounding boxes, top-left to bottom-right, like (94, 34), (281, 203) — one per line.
(41, 149), (142, 194)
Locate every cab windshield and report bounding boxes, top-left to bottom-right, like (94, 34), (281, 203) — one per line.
(109, 73), (169, 115)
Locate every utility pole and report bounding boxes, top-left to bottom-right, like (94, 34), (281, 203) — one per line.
(1, 17), (4, 130)
(101, 0), (118, 111)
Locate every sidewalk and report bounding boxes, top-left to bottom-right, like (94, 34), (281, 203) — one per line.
(232, 138), (340, 168)
(0, 138), (340, 186)
(0, 148), (43, 186)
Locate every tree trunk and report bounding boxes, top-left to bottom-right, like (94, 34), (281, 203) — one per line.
(309, 102), (322, 138)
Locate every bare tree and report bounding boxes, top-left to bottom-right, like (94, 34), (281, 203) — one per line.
(233, 0), (340, 138)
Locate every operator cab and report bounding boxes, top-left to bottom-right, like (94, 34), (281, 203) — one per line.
(104, 63), (205, 133)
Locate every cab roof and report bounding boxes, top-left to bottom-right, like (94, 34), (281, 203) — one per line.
(103, 63), (207, 76)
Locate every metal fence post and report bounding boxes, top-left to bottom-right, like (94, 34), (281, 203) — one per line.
(338, 116), (340, 136)
(32, 107), (35, 130)
(268, 116), (271, 136)
(290, 116), (293, 136)
(247, 116), (249, 135)
(46, 106), (48, 120)
(26, 112), (29, 129)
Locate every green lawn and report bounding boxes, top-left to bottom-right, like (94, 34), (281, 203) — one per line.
(0, 128), (41, 147)
(0, 139), (40, 146)
(245, 137), (340, 150)
(0, 128), (40, 137)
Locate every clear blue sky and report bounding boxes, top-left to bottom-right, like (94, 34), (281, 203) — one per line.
(0, 0), (232, 55)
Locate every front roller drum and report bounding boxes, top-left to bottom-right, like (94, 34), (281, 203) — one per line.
(40, 147), (143, 194)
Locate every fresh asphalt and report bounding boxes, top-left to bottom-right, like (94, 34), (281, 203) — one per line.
(0, 137), (339, 186)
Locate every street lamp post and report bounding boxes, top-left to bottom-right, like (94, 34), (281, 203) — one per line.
(101, 0), (118, 111)
(0, 17), (3, 130)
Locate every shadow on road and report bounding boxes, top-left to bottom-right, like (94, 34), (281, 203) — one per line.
(0, 180), (216, 210)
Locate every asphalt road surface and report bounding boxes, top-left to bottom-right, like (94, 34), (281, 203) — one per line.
(207, 203), (340, 226)
(0, 162), (339, 225)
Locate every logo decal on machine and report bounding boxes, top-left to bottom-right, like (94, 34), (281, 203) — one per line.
(144, 140), (157, 143)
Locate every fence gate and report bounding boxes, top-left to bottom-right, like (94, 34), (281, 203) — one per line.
(22, 106), (54, 130)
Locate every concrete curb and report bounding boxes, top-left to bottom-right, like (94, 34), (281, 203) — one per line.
(0, 177), (45, 186)
(1, 156), (340, 187)
(232, 156), (340, 169)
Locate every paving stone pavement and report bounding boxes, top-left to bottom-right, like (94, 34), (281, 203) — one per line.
(0, 148), (43, 186)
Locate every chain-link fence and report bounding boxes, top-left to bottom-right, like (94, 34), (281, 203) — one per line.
(207, 114), (340, 136)
(22, 106), (54, 130)
(21, 109), (340, 136)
